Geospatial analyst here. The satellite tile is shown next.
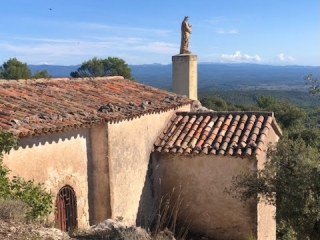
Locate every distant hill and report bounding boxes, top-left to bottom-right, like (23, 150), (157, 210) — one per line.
(28, 63), (320, 94)
(28, 64), (80, 78)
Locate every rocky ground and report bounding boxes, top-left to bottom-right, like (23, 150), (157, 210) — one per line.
(0, 219), (179, 240)
(0, 219), (70, 239)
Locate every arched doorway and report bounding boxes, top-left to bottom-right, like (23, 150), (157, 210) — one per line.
(55, 185), (77, 232)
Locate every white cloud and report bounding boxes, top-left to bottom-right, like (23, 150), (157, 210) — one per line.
(0, 15), (177, 65)
(276, 53), (295, 62)
(216, 28), (238, 34)
(221, 51), (262, 63)
(0, 36), (178, 64)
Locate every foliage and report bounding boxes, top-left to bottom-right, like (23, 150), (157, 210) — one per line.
(8, 176), (52, 220)
(0, 132), (52, 221)
(200, 89), (319, 108)
(230, 136), (320, 239)
(257, 95), (278, 109)
(256, 96), (306, 131)
(0, 58), (51, 80)
(0, 58), (31, 79)
(304, 74), (320, 97)
(289, 127), (320, 151)
(32, 70), (51, 79)
(198, 83), (320, 239)
(200, 96), (229, 110)
(0, 131), (18, 156)
(200, 96), (248, 111)
(70, 56), (135, 80)
(224, 84), (320, 239)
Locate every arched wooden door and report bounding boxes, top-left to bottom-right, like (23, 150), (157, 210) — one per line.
(55, 185), (77, 232)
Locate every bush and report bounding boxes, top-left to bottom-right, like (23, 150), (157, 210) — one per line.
(0, 132), (52, 221)
(9, 176), (53, 220)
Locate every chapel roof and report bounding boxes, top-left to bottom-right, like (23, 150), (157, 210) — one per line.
(0, 76), (193, 138)
(154, 111), (282, 157)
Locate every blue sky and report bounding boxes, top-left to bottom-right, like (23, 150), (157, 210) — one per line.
(1, 0), (319, 66)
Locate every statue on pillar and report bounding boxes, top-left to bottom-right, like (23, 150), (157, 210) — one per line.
(180, 16), (192, 54)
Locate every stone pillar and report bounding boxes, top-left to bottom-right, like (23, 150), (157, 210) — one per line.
(172, 54), (197, 100)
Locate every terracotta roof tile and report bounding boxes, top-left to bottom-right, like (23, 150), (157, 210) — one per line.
(154, 111), (282, 157)
(0, 77), (193, 138)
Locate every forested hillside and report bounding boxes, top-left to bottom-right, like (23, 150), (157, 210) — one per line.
(201, 89), (319, 107)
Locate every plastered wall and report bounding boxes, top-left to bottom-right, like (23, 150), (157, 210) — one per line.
(150, 125), (279, 240)
(152, 153), (257, 240)
(3, 129), (90, 228)
(2, 104), (192, 229)
(88, 123), (112, 225)
(256, 126), (279, 240)
(172, 55), (198, 100)
(107, 105), (190, 226)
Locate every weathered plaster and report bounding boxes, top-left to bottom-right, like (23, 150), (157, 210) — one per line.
(150, 125), (279, 239)
(88, 123), (111, 225)
(255, 126), (278, 240)
(151, 153), (257, 240)
(3, 129), (90, 228)
(172, 54), (198, 100)
(107, 105), (191, 226)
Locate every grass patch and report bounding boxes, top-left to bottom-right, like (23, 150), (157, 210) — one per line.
(0, 198), (28, 223)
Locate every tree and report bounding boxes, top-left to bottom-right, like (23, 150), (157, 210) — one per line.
(32, 70), (51, 79)
(304, 74), (320, 97)
(200, 96), (246, 111)
(230, 135), (320, 239)
(256, 96), (306, 131)
(0, 58), (32, 79)
(70, 57), (135, 80)
(200, 96), (228, 110)
(257, 95), (277, 109)
(0, 58), (51, 80)
(229, 93), (320, 239)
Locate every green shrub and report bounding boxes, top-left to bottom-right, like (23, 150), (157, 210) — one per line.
(9, 176), (53, 220)
(0, 132), (52, 221)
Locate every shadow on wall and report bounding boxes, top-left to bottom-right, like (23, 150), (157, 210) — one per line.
(18, 129), (88, 149)
(17, 128), (98, 227)
(136, 154), (157, 229)
(85, 129), (95, 225)
(136, 153), (195, 238)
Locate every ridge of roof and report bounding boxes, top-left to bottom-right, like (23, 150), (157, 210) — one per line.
(177, 111), (274, 117)
(0, 77), (193, 138)
(0, 76), (124, 84)
(154, 111), (282, 157)
(177, 111), (283, 137)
